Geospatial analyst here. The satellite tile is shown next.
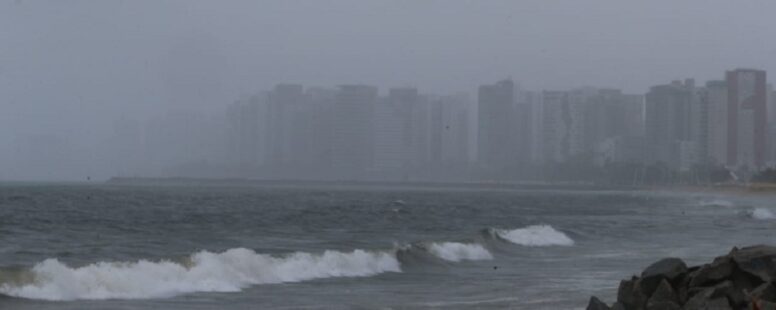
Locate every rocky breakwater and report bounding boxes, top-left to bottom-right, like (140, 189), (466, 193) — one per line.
(587, 245), (776, 310)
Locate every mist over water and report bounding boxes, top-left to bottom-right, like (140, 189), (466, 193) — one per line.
(4, 1), (776, 309)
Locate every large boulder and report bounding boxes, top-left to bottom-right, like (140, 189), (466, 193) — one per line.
(618, 276), (648, 309)
(689, 257), (734, 287)
(683, 287), (732, 310)
(730, 245), (776, 282)
(641, 258), (688, 296)
(752, 300), (776, 310)
(749, 282), (776, 302)
(591, 246), (776, 310)
(587, 296), (611, 310)
(646, 279), (680, 310)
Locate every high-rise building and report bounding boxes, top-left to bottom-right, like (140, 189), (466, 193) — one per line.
(227, 94), (267, 168)
(704, 80), (728, 165)
(513, 89), (534, 165)
(431, 93), (471, 166)
(621, 94), (645, 137)
(266, 84), (309, 169)
(331, 85), (377, 179)
(644, 80), (694, 167)
(540, 89), (592, 164)
(540, 90), (570, 163)
(372, 87), (430, 179)
(726, 69), (767, 169)
(768, 85), (776, 165)
(306, 87), (337, 177)
(477, 79), (514, 169)
(373, 94), (408, 173)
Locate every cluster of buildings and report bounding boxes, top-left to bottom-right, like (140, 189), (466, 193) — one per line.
(478, 68), (776, 182)
(96, 67), (774, 183)
(226, 84), (472, 180)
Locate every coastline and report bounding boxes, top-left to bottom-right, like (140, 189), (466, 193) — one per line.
(105, 176), (641, 192)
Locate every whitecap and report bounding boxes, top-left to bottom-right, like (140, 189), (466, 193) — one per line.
(0, 247), (400, 301)
(494, 225), (574, 246)
(749, 207), (776, 220)
(426, 242), (493, 262)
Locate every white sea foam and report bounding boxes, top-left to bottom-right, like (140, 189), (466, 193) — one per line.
(0, 248), (400, 301)
(426, 242), (493, 262)
(495, 225), (574, 246)
(750, 207), (776, 220)
(698, 199), (735, 208)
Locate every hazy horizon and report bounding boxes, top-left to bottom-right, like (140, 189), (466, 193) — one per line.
(2, 0), (776, 180)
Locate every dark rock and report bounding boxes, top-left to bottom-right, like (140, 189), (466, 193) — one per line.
(641, 258), (688, 296)
(648, 279), (679, 306)
(705, 297), (733, 310)
(752, 300), (776, 310)
(709, 280), (746, 308)
(587, 296), (611, 310)
(683, 290), (732, 310)
(645, 301), (680, 310)
(647, 281), (681, 310)
(689, 257), (734, 288)
(749, 282), (776, 303)
(618, 277), (648, 309)
(643, 258), (689, 280)
(611, 302), (626, 310)
(682, 287), (720, 310)
(592, 247), (776, 310)
(731, 246), (776, 282)
(675, 272), (694, 304)
(730, 267), (762, 294)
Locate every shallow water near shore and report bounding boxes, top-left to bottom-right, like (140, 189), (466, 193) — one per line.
(1, 183), (775, 309)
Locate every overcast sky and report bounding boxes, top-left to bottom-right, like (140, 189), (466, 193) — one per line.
(2, 0), (776, 178)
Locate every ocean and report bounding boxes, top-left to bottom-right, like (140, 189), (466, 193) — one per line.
(0, 183), (774, 309)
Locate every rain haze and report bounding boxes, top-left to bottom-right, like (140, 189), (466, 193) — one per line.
(2, 0), (776, 180)
(7, 2), (776, 310)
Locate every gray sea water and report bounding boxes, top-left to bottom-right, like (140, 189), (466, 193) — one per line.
(0, 183), (775, 309)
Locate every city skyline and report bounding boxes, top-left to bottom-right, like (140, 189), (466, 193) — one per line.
(4, 67), (774, 183)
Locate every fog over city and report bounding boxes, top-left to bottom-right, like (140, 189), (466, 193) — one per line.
(2, 0), (776, 181)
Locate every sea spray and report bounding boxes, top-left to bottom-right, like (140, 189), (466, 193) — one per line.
(698, 199), (735, 208)
(0, 248), (400, 301)
(493, 225), (575, 246)
(426, 242), (493, 262)
(749, 207), (776, 220)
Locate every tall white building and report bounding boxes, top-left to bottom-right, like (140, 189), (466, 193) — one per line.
(726, 69), (767, 169)
(644, 80), (694, 168)
(331, 85), (377, 179)
(704, 81), (728, 166)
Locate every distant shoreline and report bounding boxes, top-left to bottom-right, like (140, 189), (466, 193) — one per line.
(105, 176), (642, 192)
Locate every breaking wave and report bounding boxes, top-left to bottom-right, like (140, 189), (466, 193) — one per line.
(0, 248), (400, 301)
(0, 227), (571, 301)
(745, 207), (776, 220)
(426, 242), (493, 262)
(489, 225), (575, 246)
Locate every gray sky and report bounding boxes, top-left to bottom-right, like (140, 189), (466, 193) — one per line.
(2, 0), (776, 179)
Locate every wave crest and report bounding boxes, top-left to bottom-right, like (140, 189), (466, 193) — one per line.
(0, 248), (400, 301)
(745, 207), (776, 220)
(427, 242), (493, 262)
(491, 225), (574, 246)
